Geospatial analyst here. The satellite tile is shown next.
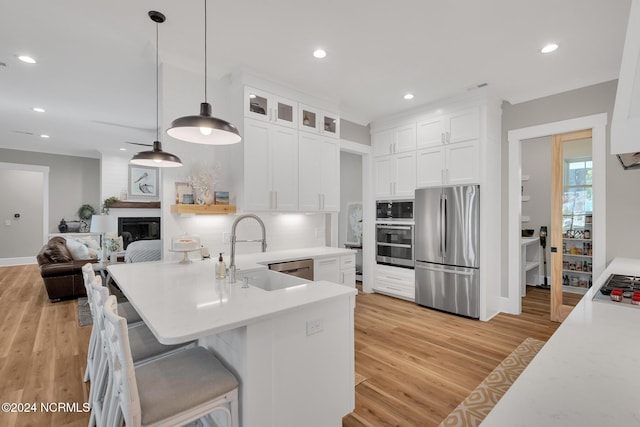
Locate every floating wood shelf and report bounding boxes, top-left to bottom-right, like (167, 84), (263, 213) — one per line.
(171, 204), (237, 215)
(110, 201), (160, 209)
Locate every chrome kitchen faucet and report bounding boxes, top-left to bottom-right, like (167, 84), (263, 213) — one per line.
(229, 214), (267, 283)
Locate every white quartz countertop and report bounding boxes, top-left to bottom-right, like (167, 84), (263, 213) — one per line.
(107, 247), (357, 345)
(481, 258), (640, 426)
(223, 246), (356, 272)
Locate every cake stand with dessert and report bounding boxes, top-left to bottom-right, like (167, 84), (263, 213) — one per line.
(169, 235), (201, 263)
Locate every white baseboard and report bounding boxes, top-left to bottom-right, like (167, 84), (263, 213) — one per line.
(0, 256), (37, 267)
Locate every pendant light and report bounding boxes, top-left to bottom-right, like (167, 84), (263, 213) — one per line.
(166, 0), (241, 145)
(130, 11), (183, 168)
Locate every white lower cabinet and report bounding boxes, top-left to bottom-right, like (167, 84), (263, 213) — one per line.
(314, 256), (341, 283)
(373, 265), (415, 301)
(313, 254), (356, 287)
(340, 254), (356, 287)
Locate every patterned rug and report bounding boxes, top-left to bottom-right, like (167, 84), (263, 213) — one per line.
(439, 338), (545, 427)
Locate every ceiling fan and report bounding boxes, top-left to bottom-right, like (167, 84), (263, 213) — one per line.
(125, 141), (153, 147)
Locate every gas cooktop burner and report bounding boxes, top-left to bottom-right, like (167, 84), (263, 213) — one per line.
(599, 274), (640, 295)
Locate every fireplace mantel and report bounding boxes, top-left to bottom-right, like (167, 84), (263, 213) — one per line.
(110, 201), (160, 209)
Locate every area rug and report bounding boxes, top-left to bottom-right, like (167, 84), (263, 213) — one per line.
(77, 297), (92, 326)
(77, 284), (128, 327)
(439, 337), (545, 427)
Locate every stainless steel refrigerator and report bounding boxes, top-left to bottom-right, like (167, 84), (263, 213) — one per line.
(414, 185), (480, 318)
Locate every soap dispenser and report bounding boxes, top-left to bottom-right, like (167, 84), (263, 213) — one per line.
(216, 253), (226, 279)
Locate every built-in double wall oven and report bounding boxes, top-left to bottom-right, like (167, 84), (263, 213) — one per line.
(376, 200), (414, 268)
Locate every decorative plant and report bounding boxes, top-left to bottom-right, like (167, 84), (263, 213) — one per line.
(188, 162), (220, 204)
(77, 204), (96, 220)
(102, 197), (119, 214)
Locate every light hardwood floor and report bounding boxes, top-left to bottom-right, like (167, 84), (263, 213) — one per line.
(0, 265), (581, 427)
(343, 283), (582, 426)
(0, 264), (91, 427)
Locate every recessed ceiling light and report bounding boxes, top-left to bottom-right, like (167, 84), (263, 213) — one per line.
(32, 107), (45, 113)
(18, 55), (37, 64)
(40, 134), (50, 138)
(313, 49), (327, 59)
(540, 43), (559, 54)
(120, 148), (127, 151)
(404, 93), (415, 100)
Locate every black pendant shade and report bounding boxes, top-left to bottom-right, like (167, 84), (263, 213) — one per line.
(130, 10), (182, 168)
(167, 102), (241, 145)
(130, 140), (183, 167)
(166, 0), (241, 145)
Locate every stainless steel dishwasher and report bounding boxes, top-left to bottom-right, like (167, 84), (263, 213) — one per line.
(268, 259), (314, 281)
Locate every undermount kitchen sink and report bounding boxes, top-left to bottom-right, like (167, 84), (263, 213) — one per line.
(236, 269), (310, 291)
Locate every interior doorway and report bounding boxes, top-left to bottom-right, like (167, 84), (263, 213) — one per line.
(507, 114), (607, 316)
(0, 162), (49, 265)
(550, 130), (593, 322)
(339, 140), (373, 291)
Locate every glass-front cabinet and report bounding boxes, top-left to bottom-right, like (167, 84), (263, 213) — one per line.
(244, 86), (297, 129)
(299, 103), (340, 138)
(562, 158), (593, 291)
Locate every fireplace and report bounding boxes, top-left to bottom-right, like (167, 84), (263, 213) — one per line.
(118, 217), (161, 249)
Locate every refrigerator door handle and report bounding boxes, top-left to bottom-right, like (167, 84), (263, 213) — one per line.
(443, 195), (448, 258)
(438, 194), (443, 257)
(415, 263), (474, 276)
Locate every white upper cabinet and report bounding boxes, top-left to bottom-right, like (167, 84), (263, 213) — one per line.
(373, 123), (416, 156)
(298, 132), (340, 212)
(417, 139), (479, 187)
(244, 86), (298, 129)
(244, 118), (299, 211)
(415, 106), (481, 187)
(417, 107), (480, 148)
(374, 152), (416, 199)
(299, 104), (340, 139)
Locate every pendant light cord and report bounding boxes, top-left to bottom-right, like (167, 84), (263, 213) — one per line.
(155, 19), (160, 141)
(204, 0), (208, 104)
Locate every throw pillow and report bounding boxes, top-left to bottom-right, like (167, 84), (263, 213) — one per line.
(65, 237), (91, 260)
(76, 236), (100, 250)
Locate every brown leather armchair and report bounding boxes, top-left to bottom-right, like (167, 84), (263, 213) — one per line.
(36, 236), (98, 302)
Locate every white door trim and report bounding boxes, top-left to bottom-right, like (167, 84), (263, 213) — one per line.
(506, 113), (607, 314)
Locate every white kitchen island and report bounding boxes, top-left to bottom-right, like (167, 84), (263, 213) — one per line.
(107, 248), (358, 427)
(481, 258), (640, 426)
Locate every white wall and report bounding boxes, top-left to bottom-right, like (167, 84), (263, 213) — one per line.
(503, 80), (640, 296)
(0, 148), (100, 233)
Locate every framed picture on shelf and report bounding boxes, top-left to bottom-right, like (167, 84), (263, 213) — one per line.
(128, 165), (159, 199)
(214, 191), (229, 205)
(175, 181), (194, 204)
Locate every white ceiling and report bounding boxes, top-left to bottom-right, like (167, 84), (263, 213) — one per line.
(0, 0), (632, 159)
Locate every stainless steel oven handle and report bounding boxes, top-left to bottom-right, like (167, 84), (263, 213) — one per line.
(376, 225), (412, 230)
(415, 263), (474, 276)
(376, 242), (412, 248)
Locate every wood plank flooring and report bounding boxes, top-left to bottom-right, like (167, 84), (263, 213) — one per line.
(343, 284), (582, 427)
(0, 265), (90, 427)
(0, 265), (581, 427)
